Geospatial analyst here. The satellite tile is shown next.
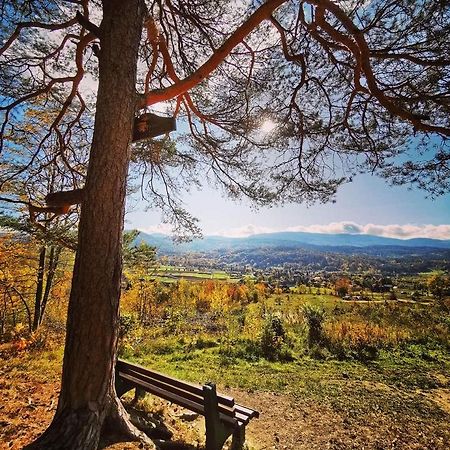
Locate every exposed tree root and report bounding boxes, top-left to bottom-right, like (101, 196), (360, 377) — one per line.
(101, 395), (156, 449)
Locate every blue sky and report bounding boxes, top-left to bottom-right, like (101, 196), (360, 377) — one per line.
(126, 172), (450, 240)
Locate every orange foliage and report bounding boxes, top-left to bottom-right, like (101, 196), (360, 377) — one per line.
(335, 277), (351, 296)
(324, 320), (410, 351)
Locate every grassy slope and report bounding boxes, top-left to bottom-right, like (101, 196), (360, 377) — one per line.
(2, 342), (449, 449)
(119, 293), (450, 448)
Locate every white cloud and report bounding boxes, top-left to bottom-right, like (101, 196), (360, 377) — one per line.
(286, 222), (363, 235)
(359, 223), (450, 240)
(214, 224), (275, 238)
(210, 222), (450, 240)
(137, 221), (450, 240)
(138, 223), (173, 235)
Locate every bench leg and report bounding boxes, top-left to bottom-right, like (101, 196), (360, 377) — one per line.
(203, 383), (234, 450)
(230, 425), (246, 450)
(115, 373), (134, 397)
(134, 386), (146, 403)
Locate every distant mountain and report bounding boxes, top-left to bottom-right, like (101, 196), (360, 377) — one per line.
(134, 230), (450, 254)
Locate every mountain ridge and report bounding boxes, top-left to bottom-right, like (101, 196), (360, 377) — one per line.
(134, 230), (450, 254)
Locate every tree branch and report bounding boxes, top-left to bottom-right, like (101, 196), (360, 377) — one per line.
(143, 0), (286, 106)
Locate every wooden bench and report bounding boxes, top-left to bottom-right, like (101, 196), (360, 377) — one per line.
(116, 359), (259, 450)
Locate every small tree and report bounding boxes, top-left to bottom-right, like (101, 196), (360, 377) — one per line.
(335, 277), (351, 297)
(123, 230), (157, 276)
(0, 216), (73, 333)
(302, 304), (326, 348)
(428, 274), (450, 303)
(260, 315), (287, 360)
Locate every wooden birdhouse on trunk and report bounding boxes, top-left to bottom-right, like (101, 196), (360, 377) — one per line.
(132, 113), (176, 143)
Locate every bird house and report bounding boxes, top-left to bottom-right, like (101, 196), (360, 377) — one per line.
(132, 113), (176, 143)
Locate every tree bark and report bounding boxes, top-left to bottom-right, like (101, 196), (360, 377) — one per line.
(24, 1), (152, 448)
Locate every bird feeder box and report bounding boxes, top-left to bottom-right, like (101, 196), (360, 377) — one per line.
(45, 188), (85, 206)
(132, 113), (176, 143)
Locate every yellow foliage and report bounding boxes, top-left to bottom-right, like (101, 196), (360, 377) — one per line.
(324, 319), (410, 350)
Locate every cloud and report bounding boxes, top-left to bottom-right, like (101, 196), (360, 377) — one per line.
(213, 224), (276, 238)
(360, 223), (450, 240)
(137, 221), (450, 240)
(286, 222), (363, 235)
(212, 222), (450, 240)
(137, 223), (173, 235)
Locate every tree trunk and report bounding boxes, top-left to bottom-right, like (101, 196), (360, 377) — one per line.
(33, 245), (46, 331)
(24, 1), (152, 448)
(39, 245), (61, 326)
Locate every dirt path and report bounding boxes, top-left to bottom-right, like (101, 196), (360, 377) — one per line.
(227, 386), (450, 449)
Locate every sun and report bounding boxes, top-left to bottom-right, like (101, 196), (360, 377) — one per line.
(259, 119), (277, 133)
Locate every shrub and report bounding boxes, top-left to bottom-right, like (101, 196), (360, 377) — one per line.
(260, 315), (291, 361)
(195, 297), (210, 313)
(302, 304), (325, 347)
(162, 309), (184, 334)
(119, 313), (137, 338)
(218, 338), (262, 362)
(186, 335), (218, 351)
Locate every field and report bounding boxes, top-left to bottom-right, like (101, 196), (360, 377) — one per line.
(148, 266), (241, 284)
(2, 288), (448, 449)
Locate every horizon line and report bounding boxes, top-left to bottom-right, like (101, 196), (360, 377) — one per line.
(135, 221), (450, 241)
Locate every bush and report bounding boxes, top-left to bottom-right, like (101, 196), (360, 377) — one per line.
(195, 297), (210, 313)
(260, 315), (292, 361)
(302, 304), (325, 348)
(119, 313), (137, 338)
(186, 335), (218, 351)
(218, 338), (262, 362)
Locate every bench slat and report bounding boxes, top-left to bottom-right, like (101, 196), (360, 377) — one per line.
(120, 366), (204, 406)
(235, 404), (259, 419)
(118, 368), (236, 418)
(234, 411), (251, 425)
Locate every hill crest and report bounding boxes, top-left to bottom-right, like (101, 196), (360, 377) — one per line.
(135, 230), (450, 254)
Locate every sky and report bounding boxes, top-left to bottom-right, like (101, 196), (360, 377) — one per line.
(14, 4), (447, 242)
(126, 171), (450, 240)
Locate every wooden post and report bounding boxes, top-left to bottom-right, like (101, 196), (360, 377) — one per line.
(203, 383), (233, 450)
(115, 375), (133, 398)
(133, 387), (146, 403)
(231, 424), (246, 450)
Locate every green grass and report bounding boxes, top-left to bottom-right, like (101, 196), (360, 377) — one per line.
(152, 268), (239, 282)
(123, 339), (450, 393)
(118, 286), (450, 446)
(119, 291), (449, 414)
(120, 341), (449, 439)
(3, 338), (448, 450)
